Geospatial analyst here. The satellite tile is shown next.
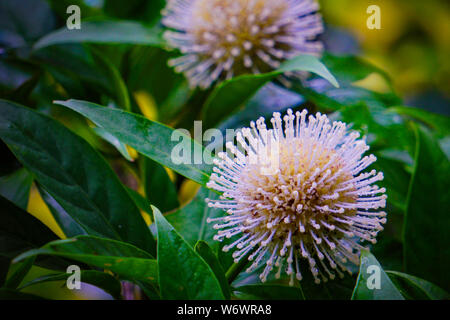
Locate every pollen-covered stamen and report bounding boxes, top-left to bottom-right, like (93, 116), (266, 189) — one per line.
(206, 109), (387, 285)
(162, 0), (324, 88)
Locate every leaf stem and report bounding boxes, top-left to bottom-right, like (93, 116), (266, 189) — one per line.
(225, 247), (256, 284)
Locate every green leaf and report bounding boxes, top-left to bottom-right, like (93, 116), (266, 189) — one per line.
(403, 125), (450, 291)
(34, 21), (164, 50)
(20, 270), (123, 299)
(153, 206), (225, 299)
(321, 54), (392, 87)
(388, 106), (450, 136)
(0, 195), (58, 260)
(279, 55), (339, 88)
(104, 0), (165, 25)
(386, 271), (449, 300)
(0, 195), (67, 283)
(371, 155), (410, 212)
(0, 59), (37, 97)
(37, 186), (87, 238)
(234, 284), (305, 300)
(336, 103), (415, 153)
(14, 236), (158, 283)
(92, 127), (133, 161)
(141, 158), (179, 213)
(0, 100), (156, 255)
(294, 84), (401, 112)
(0, 168), (33, 209)
(125, 187), (154, 220)
(4, 256), (35, 289)
(90, 48), (131, 111)
(32, 44), (112, 98)
(126, 47), (186, 119)
(134, 280), (160, 300)
(203, 54), (338, 128)
(351, 250), (404, 300)
(54, 99), (213, 186)
(194, 241), (231, 299)
(0, 0), (56, 47)
(166, 187), (224, 247)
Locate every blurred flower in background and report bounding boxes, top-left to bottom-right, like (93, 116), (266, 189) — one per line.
(162, 0), (324, 88)
(319, 0), (450, 115)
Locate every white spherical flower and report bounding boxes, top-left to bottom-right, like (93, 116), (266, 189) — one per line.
(162, 0), (324, 88)
(206, 109), (387, 285)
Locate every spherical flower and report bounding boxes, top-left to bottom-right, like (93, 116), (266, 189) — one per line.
(162, 0), (324, 89)
(206, 109), (387, 285)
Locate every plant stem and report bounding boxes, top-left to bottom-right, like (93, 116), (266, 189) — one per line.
(225, 247), (257, 284)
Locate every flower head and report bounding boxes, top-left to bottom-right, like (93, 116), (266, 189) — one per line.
(206, 109), (387, 285)
(162, 0), (324, 89)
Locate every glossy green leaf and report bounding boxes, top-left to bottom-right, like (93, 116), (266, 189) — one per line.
(371, 155), (410, 212)
(0, 195), (67, 280)
(336, 103), (415, 153)
(0, 195), (58, 260)
(386, 271), (449, 300)
(153, 206), (224, 299)
(37, 186), (87, 238)
(92, 127), (133, 161)
(20, 270), (123, 299)
(322, 54), (392, 87)
(125, 187), (154, 221)
(141, 158), (179, 213)
(280, 55), (339, 88)
(388, 106), (450, 136)
(14, 236), (158, 283)
(403, 125), (450, 291)
(194, 241), (231, 299)
(4, 256), (35, 289)
(294, 83), (401, 112)
(203, 54), (338, 128)
(54, 99), (213, 186)
(0, 100), (155, 255)
(34, 21), (164, 50)
(166, 187), (224, 247)
(0, 168), (33, 209)
(351, 250), (404, 300)
(90, 48), (131, 111)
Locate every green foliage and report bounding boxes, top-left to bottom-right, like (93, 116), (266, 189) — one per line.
(0, 168), (33, 209)
(386, 271), (449, 300)
(352, 250), (404, 300)
(34, 21), (164, 50)
(54, 99), (213, 186)
(166, 187), (223, 248)
(403, 126), (450, 291)
(20, 270), (122, 299)
(0, 0), (448, 300)
(194, 241), (231, 300)
(14, 236), (158, 284)
(202, 55), (338, 128)
(153, 206), (225, 299)
(0, 100), (156, 255)
(140, 158), (179, 213)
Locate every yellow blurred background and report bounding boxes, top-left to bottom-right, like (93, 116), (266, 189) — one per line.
(320, 0), (449, 113)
